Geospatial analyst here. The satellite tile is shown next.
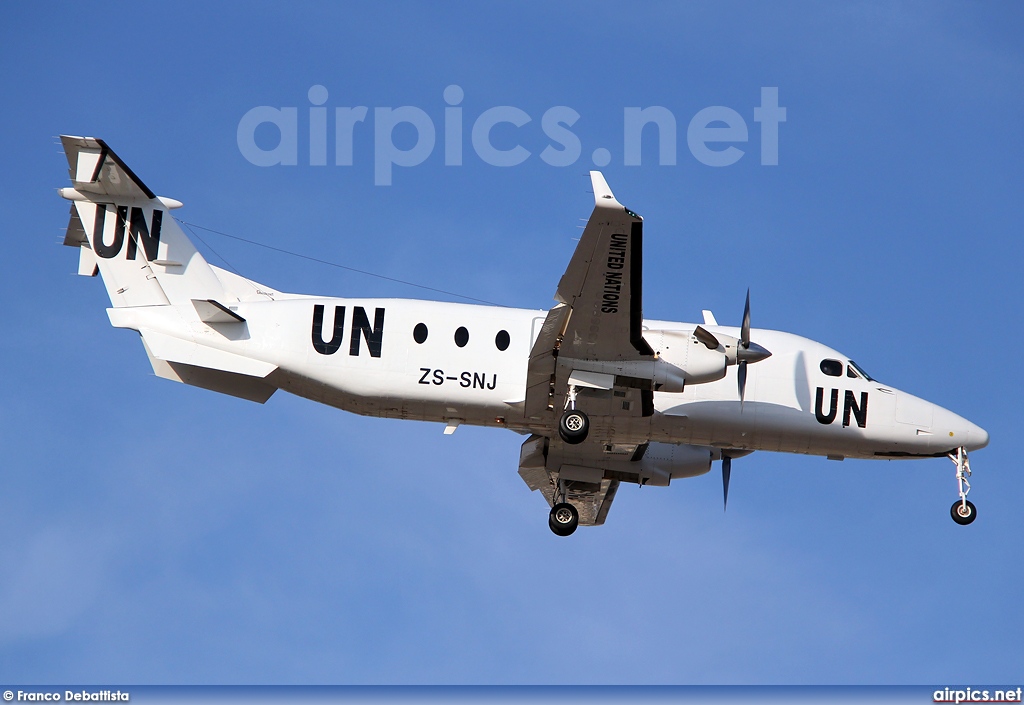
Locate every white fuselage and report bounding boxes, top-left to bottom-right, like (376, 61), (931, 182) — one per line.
(109, 295), (989, 461)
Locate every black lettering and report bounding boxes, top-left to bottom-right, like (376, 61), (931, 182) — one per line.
(311, 304), (345, 355)
(473, 372), (485, 389)
(843, 390), (869, 428)
(350, 306), (385, 357)
(460, 372), (471, 388)
(126, 207), (162, 261)
(93, 205), (125, 259)
(487, 373), (497, 390)
(432, 370), (444, 385)
(815, 387), (839, 425)
(419, 368), (431, 384)
(601, 306), (618, 314)
(608, 232), (629, 267)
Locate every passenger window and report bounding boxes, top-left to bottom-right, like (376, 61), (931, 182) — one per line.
(495, 330), (510, 351)
(413, 323), (428, 344)
(820, 359), (843, 377)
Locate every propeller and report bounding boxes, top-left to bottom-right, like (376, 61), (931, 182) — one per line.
(722, 454), (732, 511)
(735, 288), (771, 404)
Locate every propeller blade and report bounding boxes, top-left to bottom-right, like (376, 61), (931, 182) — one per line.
(693, 325), (720, 350)
(741, 288), (751, 349)
(722, 455), (732, 510)
(738, 360), (748, 403)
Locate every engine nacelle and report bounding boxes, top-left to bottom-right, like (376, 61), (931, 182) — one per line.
(556, 442), (713, 487)
(565, 328), (730, 393)
(636, 442), (714, 485)
(567, 357), (689, 393)
(654, 330), (728, 386)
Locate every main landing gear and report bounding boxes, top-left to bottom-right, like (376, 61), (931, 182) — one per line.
(558, 384), (589, 445)
(548, 479), (580, 536)
(949, 447), (977, 526)
(551, 387), (586, 536)
(549, 502), (579, 536)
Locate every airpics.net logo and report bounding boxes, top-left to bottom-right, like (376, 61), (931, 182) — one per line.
(236, 85), (786, 185)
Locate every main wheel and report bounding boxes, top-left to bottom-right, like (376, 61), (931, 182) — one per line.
(950, 499), (977, 525)
(558, 409), (589, 444)
(549, 502), (579, 536)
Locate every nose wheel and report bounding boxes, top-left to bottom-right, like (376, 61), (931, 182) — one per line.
(948, 447), (976, 525)
(950, 499), (977, 525)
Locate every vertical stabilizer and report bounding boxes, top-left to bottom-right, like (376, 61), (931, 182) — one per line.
(59, 135), (226, 307)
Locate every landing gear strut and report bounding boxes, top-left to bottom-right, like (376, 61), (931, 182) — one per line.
(949, 447), (977, 526)
(558, 384), (589, 445)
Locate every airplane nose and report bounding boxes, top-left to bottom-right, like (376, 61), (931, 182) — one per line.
(967, 422), (989, 450)
(931, 404), (989, 451)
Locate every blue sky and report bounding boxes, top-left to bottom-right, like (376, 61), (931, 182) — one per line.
(1, 1), (1022, 684)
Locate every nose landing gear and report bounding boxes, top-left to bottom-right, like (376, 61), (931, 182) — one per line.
(949, 447), (976, 525)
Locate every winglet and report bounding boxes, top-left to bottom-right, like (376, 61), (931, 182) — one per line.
(590, 171), (622, 209)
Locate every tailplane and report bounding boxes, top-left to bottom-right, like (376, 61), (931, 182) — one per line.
(59, 136), (280, 404)
(59, 135), (226, 307)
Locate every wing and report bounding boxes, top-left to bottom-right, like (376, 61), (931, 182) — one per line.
(556, 171), (652, 361)
(518, 435), (621, 526)
(524, 172), (655, 421)
(517, 173), (664, 526)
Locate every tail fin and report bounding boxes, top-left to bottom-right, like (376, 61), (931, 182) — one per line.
(59, 135), (225, 307)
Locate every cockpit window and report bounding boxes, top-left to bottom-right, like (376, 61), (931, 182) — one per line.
(848, 360), (874, 382)
(847, 365), (859, 379)
(820, 359), (843, 377)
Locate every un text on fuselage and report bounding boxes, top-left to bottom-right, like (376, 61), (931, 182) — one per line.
(815, 387), (868, 428)
(311, 304), (385, 357)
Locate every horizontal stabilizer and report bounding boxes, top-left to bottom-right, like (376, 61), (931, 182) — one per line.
(63, 205), (87, 247)
(61, 135), (156, 201)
